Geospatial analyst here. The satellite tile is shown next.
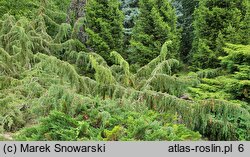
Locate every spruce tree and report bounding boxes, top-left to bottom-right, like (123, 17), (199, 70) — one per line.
(173, 0), (198, 62)
(120, 0), (139, 51)
(85, 0), (124, 62)
(129, 0), (180, 65)
(191, 0), (250, 69)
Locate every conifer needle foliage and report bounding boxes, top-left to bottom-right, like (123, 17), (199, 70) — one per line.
(0, 0), (249, 141)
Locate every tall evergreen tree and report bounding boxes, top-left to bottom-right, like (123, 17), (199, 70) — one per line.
(85, 0), (124, 62)
(173, 0), (198, 62)
(129, 0), (180, 65)
(191, 0), (250, 69)
(120, 0), (139, 50)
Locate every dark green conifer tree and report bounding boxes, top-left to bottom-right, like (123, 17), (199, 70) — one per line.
(191, 0), (250, 69)
(129, 0), (180, 65)
(173, 0), (198, 62)
(85, 0), (124, 62)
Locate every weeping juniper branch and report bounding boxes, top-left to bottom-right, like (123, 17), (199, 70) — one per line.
(0, 48), (18, 76)
(141, 74), (188, 97)
(192, 99), (250, 140)
(54, 23), (72, 43)
(136, 40), (176, 78)
(71, 17), (87, 43)
(110, 51), (132, 86)
(89, 54), (116, 85)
